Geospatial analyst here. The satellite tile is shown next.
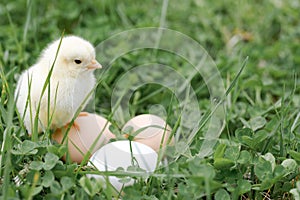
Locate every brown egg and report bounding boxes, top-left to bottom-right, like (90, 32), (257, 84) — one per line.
(52, 113), (115, 163)
(122, 114), (174, 152)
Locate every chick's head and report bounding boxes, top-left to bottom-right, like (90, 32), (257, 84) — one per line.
(41, 36), (102, 77)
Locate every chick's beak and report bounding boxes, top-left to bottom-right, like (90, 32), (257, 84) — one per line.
(87, 59), (102, 70)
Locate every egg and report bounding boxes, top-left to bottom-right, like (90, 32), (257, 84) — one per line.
(122, 114), (174, 152)
(52, 113), (115, 163)
(87, 140), (158, 191)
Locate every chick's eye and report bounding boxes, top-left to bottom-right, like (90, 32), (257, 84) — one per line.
(74, 59), (82, 64)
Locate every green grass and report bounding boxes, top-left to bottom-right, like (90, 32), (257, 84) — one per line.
(1, 0), (300, 199)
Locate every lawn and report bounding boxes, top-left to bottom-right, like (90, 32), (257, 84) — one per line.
(0, 0), (300, 199)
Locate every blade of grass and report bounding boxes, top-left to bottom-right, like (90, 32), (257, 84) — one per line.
(154, 0), (169, 49)
(0, 69), (17, 199)
(178, 56), (248, 159)
(1, 129), (13, 200)
(5, 6), (24, 63)
(32, 31), (64, 140)
(23, 0), (33, 46)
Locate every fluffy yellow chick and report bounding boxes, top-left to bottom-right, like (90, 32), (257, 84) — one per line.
(15, 36), (102, 134)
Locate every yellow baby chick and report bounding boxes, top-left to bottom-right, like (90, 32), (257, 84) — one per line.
(15, 35), (102, 134)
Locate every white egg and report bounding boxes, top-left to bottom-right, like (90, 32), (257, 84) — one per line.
(122, 114), (174, 152)
(52, 113), (115, 163)
(87, 140), (158, 191)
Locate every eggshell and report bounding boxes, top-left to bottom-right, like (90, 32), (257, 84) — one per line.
(122, 114), (174, 152)
(52, 113), (115, 163)
(87, 140), (158, 191)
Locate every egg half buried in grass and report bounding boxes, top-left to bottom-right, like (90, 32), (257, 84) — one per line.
(122, 114), (174, 152)
(52, 113), (115, 163)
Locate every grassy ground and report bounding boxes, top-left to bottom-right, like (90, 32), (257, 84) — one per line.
(1, 0), (300, 199)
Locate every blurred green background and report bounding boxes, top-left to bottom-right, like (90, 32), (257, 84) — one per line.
(1, 0), (299, 117)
